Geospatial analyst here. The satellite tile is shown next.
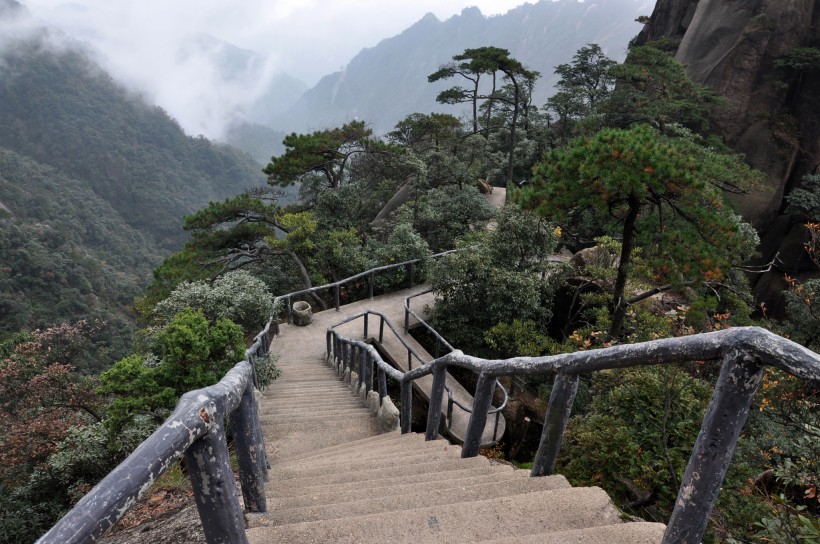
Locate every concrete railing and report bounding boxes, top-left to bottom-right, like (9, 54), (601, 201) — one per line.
(403, 288), (508, 445)
(329, 320), (820, 544)
(37, 356), (270, 544)
(273, 249), (457, 332)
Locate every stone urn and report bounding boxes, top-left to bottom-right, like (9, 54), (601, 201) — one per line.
(292, 301), (313, 326)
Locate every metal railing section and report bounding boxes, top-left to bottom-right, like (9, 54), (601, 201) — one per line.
(273, 249), (457, 333)
(36, 359), (268, 544)
(328, 309), (508, 452)
(404, 288), (508, 443)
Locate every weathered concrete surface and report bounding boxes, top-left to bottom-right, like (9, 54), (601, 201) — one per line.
(253, 280), (662, 543)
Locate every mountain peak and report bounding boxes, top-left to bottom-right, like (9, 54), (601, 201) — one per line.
(460, 6), (484, 18)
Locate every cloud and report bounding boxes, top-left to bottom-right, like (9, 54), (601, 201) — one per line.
(16, 0), (528, 137)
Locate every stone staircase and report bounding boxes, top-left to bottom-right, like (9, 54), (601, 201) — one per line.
(245, 349), (666, 543)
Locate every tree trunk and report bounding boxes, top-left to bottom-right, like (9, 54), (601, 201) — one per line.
(505, 77), (521, 188)
(608, 194), (640, 339)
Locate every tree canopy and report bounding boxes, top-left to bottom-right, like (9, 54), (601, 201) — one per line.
(520, 124), (761, 338)
(263, 121), (385, 193)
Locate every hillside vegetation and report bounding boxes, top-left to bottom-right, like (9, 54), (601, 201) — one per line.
(0, 33), (264, 251)
(0, 15), (267, 353)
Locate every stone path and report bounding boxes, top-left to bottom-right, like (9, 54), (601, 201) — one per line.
(247, 285), (665, 542)
(271, 284), (504, 447)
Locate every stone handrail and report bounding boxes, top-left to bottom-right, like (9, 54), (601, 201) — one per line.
(273, 249), (458, 331)
(403, 288), (508, 443)
(37, 358), (270, 544)
(328, 322), (820, 544)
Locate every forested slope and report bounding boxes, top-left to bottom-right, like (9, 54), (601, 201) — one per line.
(0, 148), (158, 362)
(0, 9), (267, 353)
(0, 31), (265, 251)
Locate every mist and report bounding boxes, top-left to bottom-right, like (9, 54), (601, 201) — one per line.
(13, 0), (528, 139)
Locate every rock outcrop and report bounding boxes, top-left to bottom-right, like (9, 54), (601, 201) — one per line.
(636, 0), (820, 313)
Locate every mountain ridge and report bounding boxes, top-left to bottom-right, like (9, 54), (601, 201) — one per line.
(273, 0), (652, 134)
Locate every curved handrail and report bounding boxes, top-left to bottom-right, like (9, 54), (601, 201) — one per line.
(404, 288), (508, 439)
(36, 360), (268, 544)
(329, 309), (507, 447)
(272, 249), (458, 332)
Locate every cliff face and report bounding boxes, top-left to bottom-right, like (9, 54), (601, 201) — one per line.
(636, 0), (820, 312)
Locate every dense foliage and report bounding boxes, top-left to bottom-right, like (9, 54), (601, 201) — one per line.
(0, 149), (157, 363)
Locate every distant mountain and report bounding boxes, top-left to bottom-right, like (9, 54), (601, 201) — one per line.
(0, 28), (265, 250)
(0, 10), (269, 349)
(273, 0), (653, 134)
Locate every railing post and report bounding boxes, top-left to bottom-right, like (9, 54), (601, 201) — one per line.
(378, 367), (388, 401)
(369, 272), (374, 299)
(229, 386), (267, 513)
(334, 284), (341, 311)
(341, 342), (349, 374)
(407, 262), (414, 288)
(531, 373), (579, 476)
(185, 425), (249, 544)
(462, 372), (495, 458)
(358, 348), (365, 388)
(248, 354), (260, 389)
(360, 349), (368, 392)
(366, 350), (374, 393)
(407, 350), (412, 371)
(425, 365), (446, 440)
(379, 317), (385, 343)
(404, 305), (410, 334)
(663, 352), (765, 544)
(326, 330), (332, 362)
(400, 380), (412, 434)
(285, 296), (292, 324)
(363, 313), (369, 339)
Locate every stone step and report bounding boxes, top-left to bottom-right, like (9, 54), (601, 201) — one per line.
(275, 430), (405, 463)
(267, 465), (513, 499)
(276, 374), (340, 387)
(264, 456), (503, 491)
(260, 405), (369, 419)
(478, 522), (666, 543)
(269, 475), (572, 525)
(260, 402), (364, 416)
(261, 394), (360, 406)
(246, 487), (622, 544)
(269, 471), (567, 509)
(273, 437), (453, 468)
(263, 384), (352, 394)
(269, 443), (462, 480)
(264, 421), (380, 462)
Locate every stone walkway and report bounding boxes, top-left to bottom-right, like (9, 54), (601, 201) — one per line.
(270, 284), (505, 447)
